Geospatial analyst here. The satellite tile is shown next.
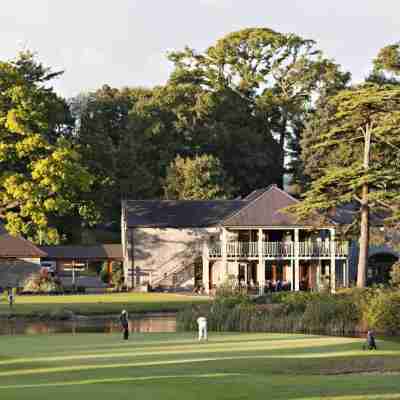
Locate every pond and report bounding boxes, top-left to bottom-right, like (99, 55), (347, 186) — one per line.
(0, 313), (177, 335)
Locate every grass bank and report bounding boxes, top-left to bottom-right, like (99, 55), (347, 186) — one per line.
(0, 293), (210, 318)
(0, 332), (399, 399)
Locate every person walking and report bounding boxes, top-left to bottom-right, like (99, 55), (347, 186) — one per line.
(197, 315), (208, 341)
(120, 310), (129, 340)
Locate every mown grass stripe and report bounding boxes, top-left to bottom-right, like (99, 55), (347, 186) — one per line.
(1, 351), (397, 378)
(0, 338), (362, 365)
(0, 373), (243, 390)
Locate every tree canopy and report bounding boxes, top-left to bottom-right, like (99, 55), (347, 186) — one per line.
(164, 154), (233, 200)
(0, 52), (95, 243)
(169, 28), (350, 187)
(290, 83), (400, 286)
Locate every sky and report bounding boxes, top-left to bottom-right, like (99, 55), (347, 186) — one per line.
(1, 0), (398, 98)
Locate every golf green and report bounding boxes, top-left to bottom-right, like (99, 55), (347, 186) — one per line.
(0, 332), (399, 399)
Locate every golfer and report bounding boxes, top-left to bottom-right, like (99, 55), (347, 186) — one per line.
(197, 315), (207, 341)
(8, 288), (14, 309)
(365, 330), (377, 350)
(120, 310), (129, 340)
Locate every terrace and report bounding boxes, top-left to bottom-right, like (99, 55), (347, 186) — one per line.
(208, 240), (349, 259)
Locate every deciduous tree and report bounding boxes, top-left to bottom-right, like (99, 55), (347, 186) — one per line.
(164, 154), (233, 200)
(0, 52), (95, 243)
(169, 28), (350, 187)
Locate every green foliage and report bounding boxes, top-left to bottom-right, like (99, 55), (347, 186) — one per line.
(296, 84), (400, 217)
(366, 290), (400, 334)
(100, 261), (110, 284)
(179, 288), (400, 335)
(110, 262), (124, 291)
(302, 295), (360, 334)
(289, 83), (400, 287)
(178, 291), (363, 335)
(372, 42), (400, 81)
(164, 154), (233, 200)
(390, 261), (400, 288)
(71, 85), (155, 224)
(169, 27), (349, 187)
(0, 51), (96, 243)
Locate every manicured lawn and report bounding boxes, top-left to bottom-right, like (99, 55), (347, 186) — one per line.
(0, 332), (399, 399)
(0, 293), (210, 317)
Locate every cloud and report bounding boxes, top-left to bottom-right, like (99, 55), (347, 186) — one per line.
(80, 47), (107, 66)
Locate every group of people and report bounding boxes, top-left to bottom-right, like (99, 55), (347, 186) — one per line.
(118, 311), (377, 350)
(264, 279), (291, 292)
(118, 309), (208, 341)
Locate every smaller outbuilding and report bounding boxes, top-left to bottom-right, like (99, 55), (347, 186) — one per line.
(0, 224), (46, 290)
(39, 244), (123, 292)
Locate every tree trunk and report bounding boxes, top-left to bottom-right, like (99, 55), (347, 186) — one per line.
(278, 117), (287, 189)
(357, 183), (369, 288)
(357, 124), (371, 288)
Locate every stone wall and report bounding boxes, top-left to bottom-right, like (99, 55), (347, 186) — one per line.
(125, 227), (219, 288)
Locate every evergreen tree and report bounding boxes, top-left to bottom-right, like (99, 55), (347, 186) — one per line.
(290, 83), (400, 287)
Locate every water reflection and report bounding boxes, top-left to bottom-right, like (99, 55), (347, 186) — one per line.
(0, 314), (176, 336)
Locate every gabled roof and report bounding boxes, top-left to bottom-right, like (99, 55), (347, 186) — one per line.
(124, 200), (246, 228)
(243, 188), (268, 202)
(123, 185), (333, 229)
(222, 185), (311, 227)
(0, 224), (46, 258)
(40, 244), (123, 260)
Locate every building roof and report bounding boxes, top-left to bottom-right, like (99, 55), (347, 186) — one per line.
(222, 185), (303, 227)
(243, 188), (268, 202)
(124, 200), (246, 228)
(40, 244), (123, 260)
(0, 224), (46, 258)
(123, 185), (320, 229)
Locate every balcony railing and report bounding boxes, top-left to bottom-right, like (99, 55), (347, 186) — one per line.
(207, 241), (348, 259)
(227, 241), (258, 258)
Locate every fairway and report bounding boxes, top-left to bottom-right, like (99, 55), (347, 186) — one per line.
(0, 333), (400, 399)
(0, 293), (209, 316)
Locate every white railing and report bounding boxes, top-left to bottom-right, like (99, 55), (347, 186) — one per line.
(208, 241), (348, 258)
(299, 242), (329, 257)
(226, 241), (258, 258)
(208, 242), (222, 258)
(263, 242), (293, 257)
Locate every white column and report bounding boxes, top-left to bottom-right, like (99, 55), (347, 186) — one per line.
(316, 260), (321, 292)
(290, 258), (295, 291)
(202, 243), (210, 294)
(222, 228), (228, 278)
(343, 260), (349, 288)
(294, 228), (300, 291)
(257, 228), (265, 295)
(330, 228), (336, 293)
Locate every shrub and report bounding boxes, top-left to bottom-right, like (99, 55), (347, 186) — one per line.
(23, 269), (62, 294)
(390, 261), (400, 288)
(111, 262), (124, 291)
(100, 261), (110, 284)
(177, 288), (399, 336)
(302, 295), (360, 335)
(366, 290), (400, 335)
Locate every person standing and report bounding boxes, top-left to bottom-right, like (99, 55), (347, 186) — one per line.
(120, 310), (129, 340)
(366, 330), (377, 350)
(197, 315), (207, 341)
(8, 288), (14, 309)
